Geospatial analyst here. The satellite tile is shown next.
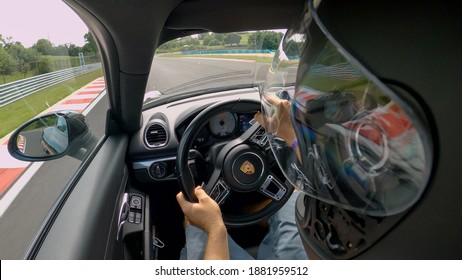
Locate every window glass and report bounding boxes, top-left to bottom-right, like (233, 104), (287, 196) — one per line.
(0, 0), (107, 259)
(144, 30), (286, 105)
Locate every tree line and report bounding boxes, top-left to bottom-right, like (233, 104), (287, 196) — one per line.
(157, 31), (284, 53)
(0, 32), (99, 83)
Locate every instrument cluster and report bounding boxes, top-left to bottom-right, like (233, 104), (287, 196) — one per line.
(177, 112), (256, 149)
(196, 112), (255, 146)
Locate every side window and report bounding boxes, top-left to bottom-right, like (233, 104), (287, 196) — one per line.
(0, 1), (108, 259)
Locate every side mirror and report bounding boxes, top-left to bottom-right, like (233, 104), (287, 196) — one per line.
(7, 111), (97, 161)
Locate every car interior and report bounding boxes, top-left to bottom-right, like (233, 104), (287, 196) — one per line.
(5, 0), (462, 261)
(16, 0), (307, 259)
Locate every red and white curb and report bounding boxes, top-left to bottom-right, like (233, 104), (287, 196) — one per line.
(0, 77), (106, 206)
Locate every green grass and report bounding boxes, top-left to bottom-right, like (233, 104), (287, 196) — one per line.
(41, 55), (74, 61)
(163, 53), (274, 64)
(0, 71), (37, 85)
(0, 68), (103, 139)
(196, 54), (273, 64)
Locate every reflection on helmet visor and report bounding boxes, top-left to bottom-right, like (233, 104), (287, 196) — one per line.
(260, 0), (432, 216)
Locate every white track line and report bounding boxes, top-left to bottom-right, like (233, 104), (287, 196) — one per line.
(0, 162), (43, 218)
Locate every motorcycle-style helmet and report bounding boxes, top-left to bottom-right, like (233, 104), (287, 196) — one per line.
(260, 0), (462, 259)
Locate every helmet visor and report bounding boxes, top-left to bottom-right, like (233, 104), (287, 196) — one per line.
(260, 0), (433, 216)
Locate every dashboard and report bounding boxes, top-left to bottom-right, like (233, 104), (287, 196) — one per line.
(129, 87), (261, 184)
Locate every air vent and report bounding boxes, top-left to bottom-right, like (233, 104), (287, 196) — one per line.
(144, 122), (168, 148)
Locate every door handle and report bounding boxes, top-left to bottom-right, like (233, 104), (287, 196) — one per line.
(117, 193), (130, 242)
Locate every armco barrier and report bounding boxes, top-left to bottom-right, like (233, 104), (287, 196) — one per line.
(0, 63), (102, 108)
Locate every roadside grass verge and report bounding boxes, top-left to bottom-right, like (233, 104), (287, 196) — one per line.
(163, 53), (273, 64)
(0, 71), (37, 85)
(0, 69), (103, 139)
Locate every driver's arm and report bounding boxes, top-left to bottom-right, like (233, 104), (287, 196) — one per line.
(255, 97), (301, 161)
(176, 187), (230, 260)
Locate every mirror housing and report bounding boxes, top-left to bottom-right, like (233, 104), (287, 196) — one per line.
(7, 111), (97, 162)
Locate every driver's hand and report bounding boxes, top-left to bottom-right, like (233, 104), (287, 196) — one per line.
(176, 187), (225, 234)
(255, 96), (296, 145)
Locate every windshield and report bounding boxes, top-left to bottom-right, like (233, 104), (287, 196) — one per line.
(144, 30), (285, 105)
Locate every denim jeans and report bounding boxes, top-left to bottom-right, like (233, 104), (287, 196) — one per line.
(180, 192), (308, 260)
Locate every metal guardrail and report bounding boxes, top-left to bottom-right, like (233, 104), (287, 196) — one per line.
(0, 63), (102, 108)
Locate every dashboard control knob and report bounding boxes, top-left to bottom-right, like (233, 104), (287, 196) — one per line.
(150, 162), (168, 179)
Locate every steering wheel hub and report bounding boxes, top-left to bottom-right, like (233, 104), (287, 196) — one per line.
(223, 144), (268, 191)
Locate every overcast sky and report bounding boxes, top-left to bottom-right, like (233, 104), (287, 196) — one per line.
(0, 0), (88, 47)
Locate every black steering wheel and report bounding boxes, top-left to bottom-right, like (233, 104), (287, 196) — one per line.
(176, 98), (293, 227)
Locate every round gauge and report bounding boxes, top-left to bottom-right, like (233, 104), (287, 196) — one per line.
(194, 126), (210, 145)
(209, 112), (237, 138)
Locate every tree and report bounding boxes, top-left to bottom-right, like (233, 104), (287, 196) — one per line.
(0, 47), (13, 83)
(224, 34), (242, 46)
(0, 35), (14, 50)
(208, 39), (221, 46)
(11, 43), (36, 62)
(214, 33), (224, 42)
(247, 31), (283, 50)
(32, 39), (54, 55)
(157, 39), (180, 52)
(202, 35), (209, 46)
(8, 43), (35, 77)
(52, 44), (70, 56)
(83, 32), (98, 54)
(37, 57), (52, 74)
(261, 32), (283, 50)
(198, 33), (208, 40)
(67, 44), (82, 56)
(247, 32), (263, 49)
(185, 37), (200, 46)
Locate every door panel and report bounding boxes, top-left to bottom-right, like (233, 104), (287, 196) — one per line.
(34, 134), (128, 259)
